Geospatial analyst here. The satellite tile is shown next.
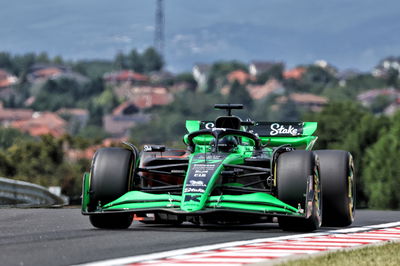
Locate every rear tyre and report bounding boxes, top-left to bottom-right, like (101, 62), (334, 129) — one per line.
(277, 151), (321, 232)
(315, 150), (354, 227)
(88, 147), (135, 229)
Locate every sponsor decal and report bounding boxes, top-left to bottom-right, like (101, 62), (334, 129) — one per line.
(189, 180), (206, 186)
(184, 195), (201, 202)
(184, 153), (227, 198)
(200, 121), (215, 129)
(270, 123), (298, 136)
(251, 122), (303, 137)
(205, 122), (215, 129)
(143, 145), (152, 152)
(184, 187), (205, 193)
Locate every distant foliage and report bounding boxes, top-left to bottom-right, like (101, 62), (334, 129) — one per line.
(113, 47), (164, 73)
(306, 102), (399, 208)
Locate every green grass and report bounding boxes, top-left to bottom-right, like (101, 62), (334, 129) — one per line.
(277, 241), (400, 266)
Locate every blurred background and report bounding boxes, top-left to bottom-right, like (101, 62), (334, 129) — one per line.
(0, 0), (399, 208)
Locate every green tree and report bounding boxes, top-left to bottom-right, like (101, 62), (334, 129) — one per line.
(255, 64), (284, 84)
(0, 52), (13, 72)
(142, 47), (164, 72)
(370, 95), (393, 114)
(207, 61), (248, 92)
(0, 127), (32, 150)
(114, 51), (129, 70)
(228, 80), (253, 110)
(386, 68), (399, 88)
(128, 49), (144, 73)
(363, 111), (400, 209)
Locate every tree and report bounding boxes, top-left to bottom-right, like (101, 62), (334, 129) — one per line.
(370, 95), (393, 114)
(142, 47), (164, 72)
(0, 52), (13, 72)
(206, 61), (248, 92)
(228, 80), (253, 110)
(255, 64), (284, 84)
(299, 65), (338, 94)
(0, 127), (32, 150)
(386, 68), (399, 88)
(363, 111), (400, 209)
(128, 49), (144, 73)
(114, 51), (129, 70)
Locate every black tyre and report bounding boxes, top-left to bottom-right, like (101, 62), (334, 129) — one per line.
(276, 150), (322, 232)
(89, 147), (135, 229)
(315, 150), (354, 227)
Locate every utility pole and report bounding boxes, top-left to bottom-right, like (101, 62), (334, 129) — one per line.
(154, 0), (165, 56)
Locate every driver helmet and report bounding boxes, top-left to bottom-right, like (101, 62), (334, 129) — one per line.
(211, 136), (238, 152)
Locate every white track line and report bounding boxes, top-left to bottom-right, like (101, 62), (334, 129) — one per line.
(76, 221), (400, 266)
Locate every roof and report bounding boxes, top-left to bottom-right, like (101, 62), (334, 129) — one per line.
(249, 61), (283, 71)
(112, 101), (139, 116)
(34, 67), (63, 78)
(246, 79), (285, 100)
(0, 105), (34, 123)
(104, 70), (148, 82)
(0, 69), (18, 88)
(11, 112), (67, 137)
(283, 67), (306, 80)
(57, 108), (89, 117)
(132, 87), (173, 109)
(357, 88), (400, 102)
(277, 93), (328, 105)
(227, 70), (253, 84)
(113, 86), (173, 109)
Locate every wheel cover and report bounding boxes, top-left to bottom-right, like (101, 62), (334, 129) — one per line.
(348, 156), (355, 221)
(314, 165), (322, 227)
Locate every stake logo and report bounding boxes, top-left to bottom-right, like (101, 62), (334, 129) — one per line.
(270, 123), (299, 136)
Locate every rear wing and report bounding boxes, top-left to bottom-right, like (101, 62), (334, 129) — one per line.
(185, 120), (318, 150)
(248, 122), (317, 149)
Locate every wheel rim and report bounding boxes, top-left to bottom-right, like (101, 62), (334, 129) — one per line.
(314, 165), (322, 227)
(348, 156), (355, 221)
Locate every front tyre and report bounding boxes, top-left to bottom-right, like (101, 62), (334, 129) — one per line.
(276, 151), (321, 232)
(88, 147), (136, 229)
(315, 150), (355, 227)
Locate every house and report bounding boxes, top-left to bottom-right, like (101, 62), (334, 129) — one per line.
(11, 112), (67, 137)
(248, 61), (284, 77)
(0, 103), (34, 126)
(27, 64), (68, 82)
(56, 108), (89, 134)
(383, 98), (400, 115)
(372, 57), (400, 78)
(357, 88), (400, 106)
(246, 79), (286, 100)
(283, 67), (306, 80)
(227, 70), (253, 84)
(276, 93), (328, 112)
(103, 70), (148, 85)
(149, 71), (174, 83)
(113, 86), (173, 109)
(314, 60), (338, 76)
(192, 64), (211, 91)
(65, 137), (129, 162)
(27, 64), (88, 83)
(103, 101), (151, 137)
(0, 69), (18, 89)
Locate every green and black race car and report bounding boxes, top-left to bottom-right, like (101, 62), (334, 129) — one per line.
(82, 104), (355, 231)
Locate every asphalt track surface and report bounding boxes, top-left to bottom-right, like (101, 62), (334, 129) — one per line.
(0, 208), (399, 266)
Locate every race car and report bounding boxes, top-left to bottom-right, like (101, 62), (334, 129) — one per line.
(81, 104), (354, 231)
